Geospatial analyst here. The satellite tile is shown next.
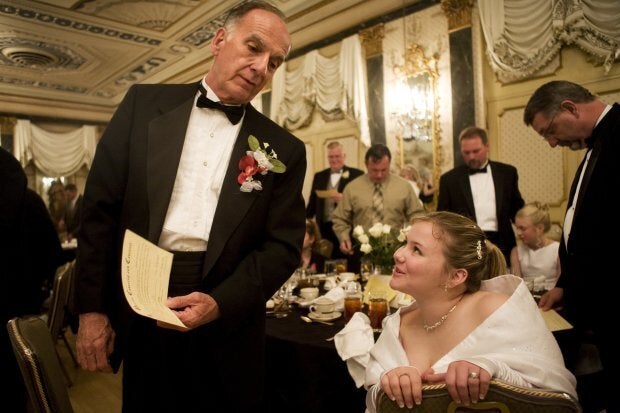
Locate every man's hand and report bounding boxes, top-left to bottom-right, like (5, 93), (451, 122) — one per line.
(339, 239), (354, 255)
(538, 287), (563, 310)
(328, 192), (343, 203)
(164, 292), (221, 331)
(76, 312), (115, 373)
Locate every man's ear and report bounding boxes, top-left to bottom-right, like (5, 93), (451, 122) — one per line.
(560, 100), (578, 116)
(211, 28), (227, 56)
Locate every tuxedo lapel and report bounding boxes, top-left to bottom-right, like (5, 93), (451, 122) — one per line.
(573, 122), (604, 219)
(490, 162), (505, 215)
(458, 168), (475, 215)
(203, 112), (260, 276)
(146, 96), (194, 242)
(337, 168), (350, 192)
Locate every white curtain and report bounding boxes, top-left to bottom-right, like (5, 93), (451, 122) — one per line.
(273, 34), (371, 146)
(479, 0), (620, 83)
(14, 119), (97, 176)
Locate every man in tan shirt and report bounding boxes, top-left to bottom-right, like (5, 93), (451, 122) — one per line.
(332, 144), (423, 271)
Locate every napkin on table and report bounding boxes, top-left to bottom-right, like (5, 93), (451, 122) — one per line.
(314, 286), (345, 311)
(334, 312), (374, 387)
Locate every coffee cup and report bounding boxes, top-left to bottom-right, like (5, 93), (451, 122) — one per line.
(309, 297), (335, 315)
(300, 287), (319, 301)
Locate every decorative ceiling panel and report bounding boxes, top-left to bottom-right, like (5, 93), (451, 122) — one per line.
(0, 0), (423, 122)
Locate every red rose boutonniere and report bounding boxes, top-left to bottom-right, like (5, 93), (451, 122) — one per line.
(237, 135), (286, 192)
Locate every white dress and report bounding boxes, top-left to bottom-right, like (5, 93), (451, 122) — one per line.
(516, 241), (559, 290)
(335, 275), (577, 413)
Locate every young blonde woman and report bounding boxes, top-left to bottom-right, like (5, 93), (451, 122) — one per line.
(359, 211), (575, 411)
(510, 202), (560, 291)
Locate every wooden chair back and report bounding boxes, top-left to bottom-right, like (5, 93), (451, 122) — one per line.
(376, 379), (581, 413)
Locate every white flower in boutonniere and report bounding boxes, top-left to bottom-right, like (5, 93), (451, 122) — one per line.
(341, 170), (350, 179)
(237, 135), (286, 192)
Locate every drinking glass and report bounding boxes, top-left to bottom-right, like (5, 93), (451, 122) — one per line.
(360, 258), (373, 283)
(343, 281), (363, 322)
(368, 290), (389, 332)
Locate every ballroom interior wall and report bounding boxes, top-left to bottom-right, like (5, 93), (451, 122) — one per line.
(2, 1), (618, 219)
(481, 43), (620, 227)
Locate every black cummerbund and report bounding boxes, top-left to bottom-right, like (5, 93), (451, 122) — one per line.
(168, 251), (205, 297)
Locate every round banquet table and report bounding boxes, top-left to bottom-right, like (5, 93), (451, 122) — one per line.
(264, 305), (367, 413)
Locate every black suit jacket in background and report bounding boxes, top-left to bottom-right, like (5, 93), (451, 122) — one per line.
(436, 160), (524, 261)
(74, 83), (307, 407)
(306, 165), (364, 225)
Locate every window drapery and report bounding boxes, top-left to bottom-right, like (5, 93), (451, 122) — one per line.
(272, 34), (371, 146)
(14, 119), (97, 177)
(479, 0), (619, 83)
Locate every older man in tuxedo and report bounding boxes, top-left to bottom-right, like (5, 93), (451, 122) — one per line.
(525, 80), (618, 413)
(437, 126), (524, 264)
(306, 141), (363, 259)
(74, 2), (306, 412)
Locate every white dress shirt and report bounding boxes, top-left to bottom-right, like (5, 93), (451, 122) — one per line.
(158, 81), (243, 251)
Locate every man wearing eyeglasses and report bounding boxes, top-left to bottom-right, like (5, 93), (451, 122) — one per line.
(436, 126), (524, 264)
(524, 80), (618, 413)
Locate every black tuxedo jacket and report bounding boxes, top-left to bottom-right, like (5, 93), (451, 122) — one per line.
(557, 103), (619, 333)
(305, 165), (364, 224)
(437, 160), (524, 256)
(64, 194), (82, 236)
(74, 83), (306, 397)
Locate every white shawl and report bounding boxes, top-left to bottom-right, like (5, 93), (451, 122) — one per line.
(336, 275), (577, 412)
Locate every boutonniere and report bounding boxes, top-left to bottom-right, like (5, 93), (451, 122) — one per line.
(238, 135), (286, 192)
(341, 170), (350, 179)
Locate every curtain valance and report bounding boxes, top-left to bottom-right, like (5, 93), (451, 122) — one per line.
(272, 34), (371, 146)
(479, 0), (619, 83)
(14, 119), (97, 177)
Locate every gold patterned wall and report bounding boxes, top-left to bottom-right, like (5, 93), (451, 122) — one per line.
(499, 109), (564, 205)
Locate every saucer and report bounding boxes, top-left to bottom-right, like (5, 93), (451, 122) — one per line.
(296, 298), (315, 308)
(308, 311), (341, 322)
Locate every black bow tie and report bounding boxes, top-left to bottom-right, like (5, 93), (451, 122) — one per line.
(196, 85), (245, 125)
(468, 165), (487, 175)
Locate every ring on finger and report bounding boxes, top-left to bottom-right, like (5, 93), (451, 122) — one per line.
(468, 371), (479, 379)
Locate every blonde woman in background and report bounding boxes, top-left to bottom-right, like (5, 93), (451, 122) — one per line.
(399, 164), (434, 204)
(510, 202), (560, 292)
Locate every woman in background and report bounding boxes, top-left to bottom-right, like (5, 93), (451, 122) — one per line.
(510, 202), (560, 292)
(300, 219), (326, 273)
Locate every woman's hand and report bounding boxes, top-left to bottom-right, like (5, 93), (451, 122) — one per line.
(425, 361), (490, 405)
(380, 366), (423, 408)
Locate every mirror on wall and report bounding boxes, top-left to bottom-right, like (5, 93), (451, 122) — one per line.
(392, 43), (440, 207)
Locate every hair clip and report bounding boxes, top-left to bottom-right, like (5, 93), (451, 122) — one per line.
(476, 240), (482, 260)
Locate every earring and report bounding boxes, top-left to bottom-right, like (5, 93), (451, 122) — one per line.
(444, 282), (449, 292)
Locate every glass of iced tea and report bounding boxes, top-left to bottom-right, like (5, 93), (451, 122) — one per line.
(368, 290), (389, 332)
(343, 281), (362, 322)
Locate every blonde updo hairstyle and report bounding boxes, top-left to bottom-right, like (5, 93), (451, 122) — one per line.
(411, 211), (507, 292)
(515, 201), (551, 232)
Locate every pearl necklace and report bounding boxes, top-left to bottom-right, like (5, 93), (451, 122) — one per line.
(423, 295), (464, 333)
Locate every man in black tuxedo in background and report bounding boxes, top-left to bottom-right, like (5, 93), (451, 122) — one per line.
(437, 126), (524, 264)
(306, 141), (363, 259)
(525, 80), (618, 413)
(62, 183), (82, 241)
(74, 2), (306, 412)
(1, 147), (63, 412)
